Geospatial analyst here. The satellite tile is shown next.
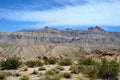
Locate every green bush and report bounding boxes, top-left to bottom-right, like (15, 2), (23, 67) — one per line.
(0, 58), (22, 70)
(21, 76), (29, 80)
(97, 59), (119, 79)
(44, 57), (57, 65)
(59, 58), (72, 66)
(25, 60), (43, 67)
(78, 58), (95, 66)
(0, 71), (7, 80)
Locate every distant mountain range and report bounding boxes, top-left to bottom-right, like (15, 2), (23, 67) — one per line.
(0, 26), (120, 48)
(0, 26), (120, 59)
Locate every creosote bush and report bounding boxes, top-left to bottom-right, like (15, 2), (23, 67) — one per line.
(78, 58), (96, 66)
(70, 65), (83, 74)
(0, 58), (22, 70)
(45, 69), (59, 75)
(97, 59), (119, 79)
(81, 58), (119, 80)
(44, 69), (61, 80)
(25, 60), (43, 67)
(58, 58), (72, 66)
(44, 57), (57, 65)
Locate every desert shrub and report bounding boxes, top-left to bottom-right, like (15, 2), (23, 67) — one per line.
(44, 74), (61, 80)
(0, 71), (7, 80)
(58, 58), (72, 66)
(44, 69), (61, 80)
(78, 58), (95, 66)
(62, 72), (71, 79)
(45, 69), (59, 75)
(25, 60), (43, 67)
(0, 58), (22, 70)
(97, 59), (119, 79)
(55, 66), (64, 71)
(38, 66), (46, 71)
(21, 76), (29, 80)
(70, 65), (81, 74)
(44, 57), (57, 64)
(83, 66), (98, 78)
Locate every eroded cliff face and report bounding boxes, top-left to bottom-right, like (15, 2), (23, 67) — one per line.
(0, 26), (120, 59)
(0, 26), (120, 48)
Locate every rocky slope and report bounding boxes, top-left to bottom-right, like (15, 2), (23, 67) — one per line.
(0, 26), (120, 59)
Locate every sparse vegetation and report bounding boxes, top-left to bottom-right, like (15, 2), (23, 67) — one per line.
(44, 74), (61, 80)
(45, 69), (59, 75)
(0, 58), (22, 70)
(25, 60), (43, 67)
(78, 58), (96, 65)
(97, 59), (119, 79)
(70, 65), (82, 74)
(0, 53), (119, 80)
(44, 57), (57, 64)
(58, 58), (72, 66)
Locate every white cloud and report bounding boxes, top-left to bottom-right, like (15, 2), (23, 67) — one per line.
(0, 0), (120, 27)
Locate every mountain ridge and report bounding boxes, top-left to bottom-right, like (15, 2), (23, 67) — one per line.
(0, 26), (120, 48)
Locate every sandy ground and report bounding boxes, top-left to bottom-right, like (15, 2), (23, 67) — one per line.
(5, 64), (90, 80)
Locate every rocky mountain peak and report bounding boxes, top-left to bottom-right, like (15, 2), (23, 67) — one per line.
(88, 26), (105, 32)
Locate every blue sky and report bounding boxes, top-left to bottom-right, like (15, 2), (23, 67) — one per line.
(0, 0), (120, 32)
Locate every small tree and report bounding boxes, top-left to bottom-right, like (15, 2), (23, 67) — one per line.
(0, 58), (22, 70)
